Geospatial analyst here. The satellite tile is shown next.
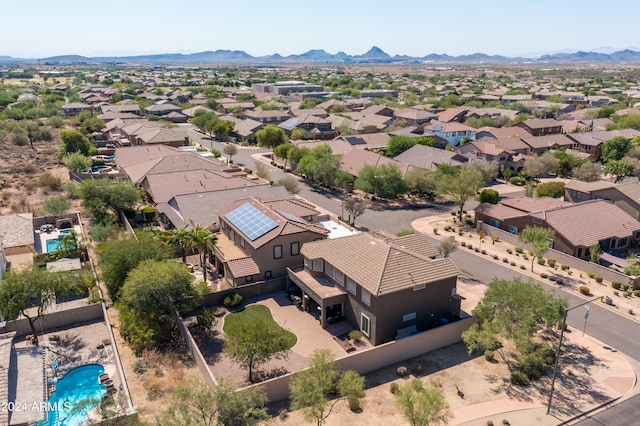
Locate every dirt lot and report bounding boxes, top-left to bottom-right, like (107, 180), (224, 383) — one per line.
(0, 130), (69, 215)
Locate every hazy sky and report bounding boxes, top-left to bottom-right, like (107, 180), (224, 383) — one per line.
(3, 0), (639, 58)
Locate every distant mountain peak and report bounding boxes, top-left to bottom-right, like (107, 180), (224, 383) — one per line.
(360, 46), (390, 58)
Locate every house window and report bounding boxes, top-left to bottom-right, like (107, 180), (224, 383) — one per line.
(360, 313), (370, 337)
(325, 263), (335, 279)
(240, 238), (245, 248)
(532, 217), (543, 224)
(403, 312), (416, 322)
(635, 231), (640, 240)
(304, 257), (312, 270)
(347, 278), (357, 295)
(335, 269), (344, 285)
(490, 219), (500, 228)
(413, 283), (426, 291)
(361, 288), (371, 306)
(508, 225), (518, 235)
(576, 247), (583, 258)
(291, 242), (300, 256)
(618, 238), (628, 248)
(245, 275), (253, 283)
(265, 271), (272, 279)
(274, 245), (282, 259)
(313, 259), (323, 272)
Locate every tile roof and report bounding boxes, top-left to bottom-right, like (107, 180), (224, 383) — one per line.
(300, 232), (459, 296)
(521, 134), (575, 150)
(339, 149), (410, 177)
(394, 144), (467, 170)
(161, 185), (290, 230)
(0, 213), (34, 248)
(533, 200), (640, 247)
(564, 180), (618, 193)
(476, 126), (532, 139)
(142, 169), (260, 203)
(227, 257), (260, 278)
(474, 203), (529, 221)
(519, 118), (561, 129)
(218, 198), (328, 249)
(500, 196), (572, 212)
(615, 181), (640, 201)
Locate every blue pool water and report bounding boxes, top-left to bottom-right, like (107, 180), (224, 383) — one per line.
(39, 364), (107, 426)
(59, 229), (72, 235)
(91, 166), (109, 173)
(45, 238), (63, 253)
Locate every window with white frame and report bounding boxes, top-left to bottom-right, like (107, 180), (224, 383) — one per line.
(361, 288), (371, 306)
(239, 238), (245, 248)
(304, 257), (312, 270)
(335, 269), (344, 285)
(347, 277), (357, 295)
(360, 313), (370, 337)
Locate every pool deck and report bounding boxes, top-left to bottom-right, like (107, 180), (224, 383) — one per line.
(33, 225), (83, 254)
(9, 321), (117, 425)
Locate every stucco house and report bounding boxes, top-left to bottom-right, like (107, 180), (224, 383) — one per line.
(287, 231), (462, 345)
(213, 197), (329, 287)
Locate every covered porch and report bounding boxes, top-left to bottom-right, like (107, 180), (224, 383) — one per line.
(287, 266), (348, 329)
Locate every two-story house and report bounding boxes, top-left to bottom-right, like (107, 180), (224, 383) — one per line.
(214, 198), (328, 286)
(287, 231), (461, 345)
(514, 118), (562, 136)
(425, 121), (476, 147)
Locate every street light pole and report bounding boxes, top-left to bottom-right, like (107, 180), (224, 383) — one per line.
(547, 295), (601, 415)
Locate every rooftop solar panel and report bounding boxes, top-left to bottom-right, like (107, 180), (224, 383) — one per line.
(225, 203), (278, 241)
(276, 210), (306, 224)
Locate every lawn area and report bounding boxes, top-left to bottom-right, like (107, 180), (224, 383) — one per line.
(223, 304), (297, 351)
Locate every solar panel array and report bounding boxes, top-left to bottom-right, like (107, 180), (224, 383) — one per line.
(225, 203), (278, 241)
(276, 210), (306, 224)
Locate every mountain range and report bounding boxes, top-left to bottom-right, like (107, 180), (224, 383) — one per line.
(2, 46), (640, 65)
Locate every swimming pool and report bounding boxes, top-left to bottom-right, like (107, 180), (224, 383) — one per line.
(45, 238), (63, 253)
(90, 166), (110, 173)
(38, 364), (107, 426)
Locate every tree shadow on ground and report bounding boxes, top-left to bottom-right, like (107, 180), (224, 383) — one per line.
(252, 366), (289, 383)
(193, 328), (223, 365)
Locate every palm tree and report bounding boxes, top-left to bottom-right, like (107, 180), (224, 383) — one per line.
(188, 221), (218, 281)
(165, 228), (194, 263)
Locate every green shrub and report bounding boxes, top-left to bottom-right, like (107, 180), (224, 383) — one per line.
(479, 189), (499, 204)
(503, 258), (509, 263)
(133, 359), (152, 375)
(481, 249), (487, 255)
(623, 283), (631, 291)
(349, 330), (363, 342)
(588, 272), (597, 279)
(625, 290), (632, 297)
(474, 248), (480, 252)
(390, 382), (399, 394)
(595, 276), (603, 284)
(396, 366), (407, 377)
(522, 254), (528, 260)
(506, 248), (513, 254)
(535, 181), (565, 198)
(492, 254), (499, 259)
(579, 286), (590, 295)
(223, 293), (243, 308)
(510, 261), (516, 266)
(537, 258), (546, 265)
(510, 371), (529, 385)
(540, 273), (548, 279)
(509, 176), (523, 185)
(461, 241), (467, 247)
(547, 259), (556, 267)
(520, 265), (526, 270)
(634, 290), (640, 297)
(515, 247), (524, 254)
(614, 290), (620, 296)
(213, 306), (227, 316)
(561, 264), (570, 271)
(484, 350), (494, 361)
